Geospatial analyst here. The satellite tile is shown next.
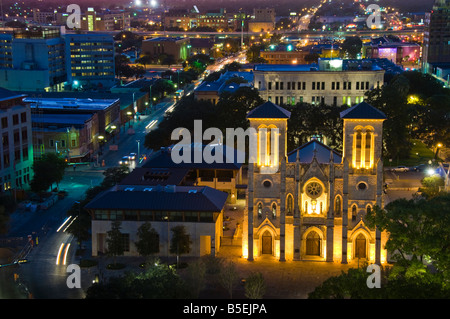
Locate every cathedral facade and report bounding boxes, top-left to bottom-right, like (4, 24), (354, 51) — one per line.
(243, 101), (389, 264)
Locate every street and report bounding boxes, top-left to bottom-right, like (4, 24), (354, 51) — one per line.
(0, 96), (179, 298)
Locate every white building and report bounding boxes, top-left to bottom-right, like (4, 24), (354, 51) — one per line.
(85, 185), (228, 258)
(253, 58), (385, 107)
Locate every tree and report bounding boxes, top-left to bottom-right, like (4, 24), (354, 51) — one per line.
(161, 54), (176, 67)
(219, 260), (239, 299)
(170, 225), (191, 268)
(419, 175), (445, 199)
(340, 36), (362, 58)
(85, 262), (189, 298)
(244, 272), (266, 299)
(135, 222), (160, 260)
(66, 201), (90, 251)
(30, 153), (67, 193)
(106, 220), (125, 266)
(366, 194), (450, 282)
(184, 259), (207, 298)
(135, 54), (153, 68)
(101, 166), (130, 188)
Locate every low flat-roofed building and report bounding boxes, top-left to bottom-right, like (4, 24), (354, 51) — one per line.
(140, 144), (246, 203)
(141, 37), (190, 63)
(194, 71), (254, 105)
(24, 95), (120, 160)
(85, 184), (229, 257)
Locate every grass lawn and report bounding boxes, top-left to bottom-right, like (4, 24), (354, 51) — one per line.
(385, 139), (437, 167)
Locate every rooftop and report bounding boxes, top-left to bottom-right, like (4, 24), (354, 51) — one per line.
(85, 185), (228, 212)
(0, 87), (27, 103)
(287, 139), (342, 164)
(247, 101), (291, 119)
(24, 97), (119, 111)
(254, 58), (386, 72)
(142, 143), (244, 170)
(340, 101), (387, 120)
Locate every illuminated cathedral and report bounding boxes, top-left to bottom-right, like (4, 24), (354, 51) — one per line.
(243, 101), (389, 264)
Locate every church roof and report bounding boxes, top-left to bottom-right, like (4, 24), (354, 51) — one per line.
(340, 102), (386, 120)
(287, 139), (342, 164)
(246, 101), (291, 119)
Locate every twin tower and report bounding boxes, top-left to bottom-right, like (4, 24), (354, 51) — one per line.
(243, 101), (388, 264)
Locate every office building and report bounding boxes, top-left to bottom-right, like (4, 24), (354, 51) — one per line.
(65, 34), (116, 89)
(248, 8), (275, 33)
(253, 58), (385, 106)
(0, 27), (66, 92)
(81, 8), (131, 32)
(0, 88), (33, 192)
(422, 0), (450, 72)
(141, 37), (190, 63)
(24, 95), (120, 161)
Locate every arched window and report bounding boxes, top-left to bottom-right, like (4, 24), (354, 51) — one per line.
(287, 194), (293, 216)
(334, 196), (342, 217)
(352, 205), (357, 221)
(364, 131), (372, 168)
(271, 203), (276, 219)
(354, 130), (362, 168)
(258, 203), (262, 219)
(366, 205), (372, 214)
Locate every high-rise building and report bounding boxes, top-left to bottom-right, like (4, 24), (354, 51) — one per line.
(248, 8), (275, 33)
(0, 88), (33, 192)
(422, 0), (450, 73)
(81, 8), (131, 32)
(65, 34), (116, 90)
(0, 27), (66, 92)
(0, 27), (116, 91)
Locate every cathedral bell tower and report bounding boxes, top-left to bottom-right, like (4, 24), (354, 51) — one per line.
(340, 102), (386, 264)
(244, 101), (291, 261)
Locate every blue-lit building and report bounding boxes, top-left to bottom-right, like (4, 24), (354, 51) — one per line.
(0, 27), (66, 92)
(65, 33), (116, 90)
(0, 27), (116, 92)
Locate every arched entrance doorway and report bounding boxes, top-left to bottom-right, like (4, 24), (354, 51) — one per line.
(355, 233), (367, 259)
(261, 231), (272, 255)
(306, 231), (321, 256)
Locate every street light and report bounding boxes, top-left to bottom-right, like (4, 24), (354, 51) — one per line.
(136, 139), (141, 162)
(127, 111), (133, 128)
(435, 143), (443, 160)
(111, 125), (117, 144)
(98, 135), (105, 155)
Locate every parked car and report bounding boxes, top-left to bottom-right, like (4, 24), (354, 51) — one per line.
(413, 164), (428, 172)
(128, 153), (137, 161)
(119, 156), (129, 165)
(391, 166), (409, 172)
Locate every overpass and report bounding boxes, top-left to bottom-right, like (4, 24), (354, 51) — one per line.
(68, 27), (424, 40)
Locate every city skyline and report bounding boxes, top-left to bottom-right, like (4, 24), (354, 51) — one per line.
(0, 0), (448, 303)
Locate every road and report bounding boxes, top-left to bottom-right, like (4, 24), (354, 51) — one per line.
(0, 94), (183, 298)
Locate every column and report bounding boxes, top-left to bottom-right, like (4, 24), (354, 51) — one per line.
(342, 158), (349, 264)
(247, 163), (254, 261)
(293, 151), (301, 260)
(279, 157), (286, 262)
(326, 151), (335, 262)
